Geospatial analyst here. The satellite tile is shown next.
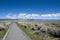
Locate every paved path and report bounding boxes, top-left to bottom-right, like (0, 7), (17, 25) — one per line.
(5, 23), (31, 40)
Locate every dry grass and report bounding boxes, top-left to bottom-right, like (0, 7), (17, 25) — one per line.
(0, 22), (11, 40)
(16, 21), (60, 40)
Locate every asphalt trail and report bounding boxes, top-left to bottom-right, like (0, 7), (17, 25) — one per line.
(5, 23), (31, 40)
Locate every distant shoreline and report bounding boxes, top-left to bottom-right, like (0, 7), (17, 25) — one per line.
(0, 19), (60, 23)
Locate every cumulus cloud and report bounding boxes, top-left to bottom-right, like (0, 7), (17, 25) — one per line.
(5, 13), (60, 19)
(6, 14), (17, 19)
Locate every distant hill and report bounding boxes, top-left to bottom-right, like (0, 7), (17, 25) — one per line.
(26, 19), (60, 22)
(0, 19), (60, 22)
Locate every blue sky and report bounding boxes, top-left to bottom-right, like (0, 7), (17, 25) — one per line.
(0, 0), (60, 19)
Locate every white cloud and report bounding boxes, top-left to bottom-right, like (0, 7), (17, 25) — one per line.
(5, 13), (60, 19)
(25, 14), (40, 19)
(18, 13), (26, 19)
(6, 14), (17, 19)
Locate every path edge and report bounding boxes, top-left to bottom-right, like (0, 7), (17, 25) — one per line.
(2, 27), (10, 40)
(21, 30), (31, 40)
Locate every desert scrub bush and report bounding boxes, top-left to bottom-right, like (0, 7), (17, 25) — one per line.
(0, 27), (7, 40)
(16, 22), (60, 40)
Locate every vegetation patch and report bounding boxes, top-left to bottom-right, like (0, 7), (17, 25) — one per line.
(0, 30), (7, 40)
(0, 22), (11, 40)
(16, 22), (60, 40)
